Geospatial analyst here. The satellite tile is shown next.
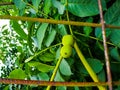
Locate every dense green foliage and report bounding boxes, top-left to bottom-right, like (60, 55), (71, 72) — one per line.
(0, 0), (120, 90)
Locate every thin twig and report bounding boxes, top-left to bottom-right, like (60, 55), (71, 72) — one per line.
(0, 15), (120, 29)
(98, 0), (112, 90)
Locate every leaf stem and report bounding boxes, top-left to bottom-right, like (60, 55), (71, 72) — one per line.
(74, 32), (115, 46)
(66, 0), (73, 35)
(46, 56), (63, 90)
(74, 42), (106, 90)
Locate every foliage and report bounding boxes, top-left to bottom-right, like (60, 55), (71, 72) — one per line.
(0, 0), (120, 90)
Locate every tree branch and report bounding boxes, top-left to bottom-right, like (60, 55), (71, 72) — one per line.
(0, 2), (14, 6)
(0, 78), (120, 87)
(0, 15), (120, 29)
(98, 0), (113, 90)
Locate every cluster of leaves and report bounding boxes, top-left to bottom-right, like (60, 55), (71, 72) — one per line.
(0, 0), (120, 90)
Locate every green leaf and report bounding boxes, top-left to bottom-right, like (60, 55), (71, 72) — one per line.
(56, 46), (61, 59)
(96, 41), (104, 51)
(98, 69), (106, 82)
(11, 21), (27, 40)
(44, 0), (52, 14)
(27, 61), (55, 72)
(115, 84), (120, 90)
(52, 0), (65, 14)
(109, 1), (120, 46)
(104, 0), (120, 25)
(58, 24), (67, 36)
(3, 85), (9, 90)
(54, 71), (64, 81)
(95, 28), (112, 39)
(110, 30), (120, 48)
(56, 86), (67, 90)
(39, 52), (55, 62)
(37, 72), (49, 81)
(27, 22), (34, 53)
(95, 0), (120, 39)
(55, 71), (66, 90)
(74, 86), (80, 90)
(32, 0), (41, 10)
(83, 17), (93, 36)
(36, 23), (49, 49)
(111, 62), (120, 73)
(78, 58), (103, 75)
(8, 69), (27, 79)
(13, 0), (26, 10)
(59, 59), (73, 76)
(45, 29), (56, 47)
(68, 0), (106, 17)
(110, 47), (120, 61)
(83, 26), (92, 36)
(30, 75), (38, 80)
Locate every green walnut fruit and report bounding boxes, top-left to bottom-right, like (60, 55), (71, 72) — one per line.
(62, 35), (74, 46)
(60, 45), (72, 58)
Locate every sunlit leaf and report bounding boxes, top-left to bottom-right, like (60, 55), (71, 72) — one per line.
(54, 71), (64, 81)
(44, 0), (52, 14)
(45, 29), (56, 47)
(37, 72), (49, 81)
(39, 52), (55, 62)
(11, 21), (27, 40)
(56, 46), (61, 59)
(36, 23), (49, 49)
(13, 0), (26, 10)
(8, 69), (27, 79)
(27, 22), (34, 53)
(28, 61), (55, 72)
(57, 24), (67, 36)
(54, 71), (66, 90)
(32, 0), (41, 12)
(52, 0), (65, 14)
(59, 59), (73, 76)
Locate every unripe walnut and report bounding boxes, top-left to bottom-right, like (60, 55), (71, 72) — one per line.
(60, 45), (72, 58)
(62, 35), (74, 46)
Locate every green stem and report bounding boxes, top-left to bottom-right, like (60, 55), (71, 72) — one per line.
(66, 0), (73, 35)
(74, 42), (106, 90)
(74, 32), (115, 46)
(46, 56), (63, 90)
